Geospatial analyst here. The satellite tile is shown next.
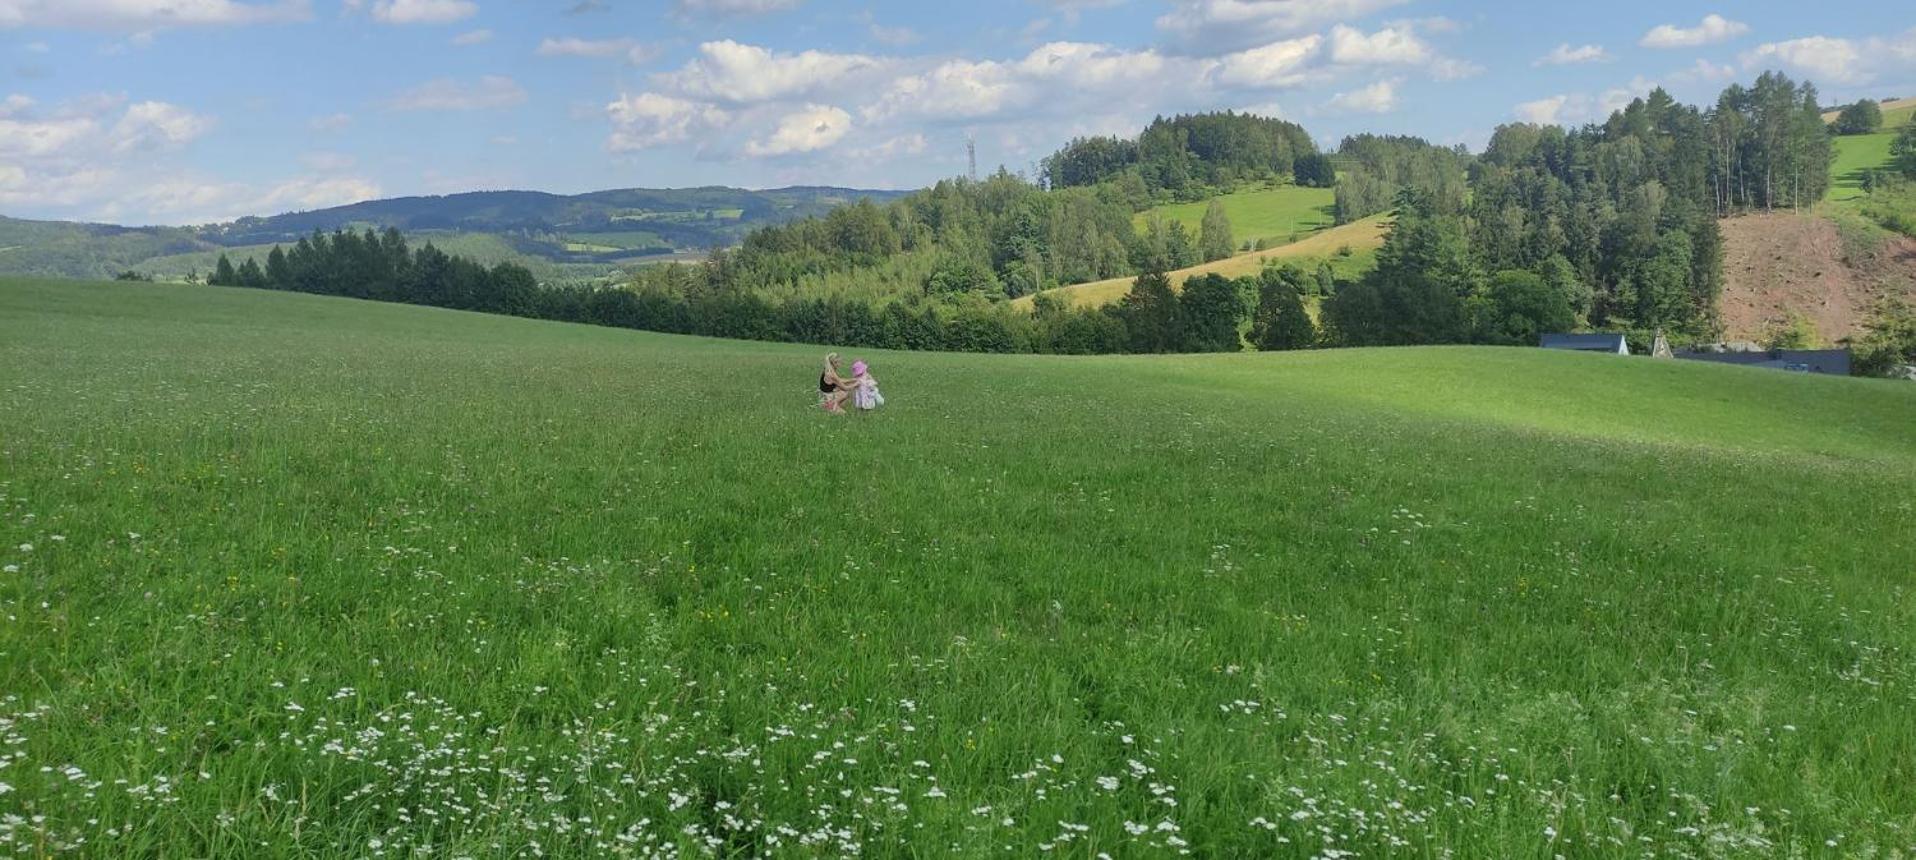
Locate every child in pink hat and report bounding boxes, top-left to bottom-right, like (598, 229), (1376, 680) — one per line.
(850, 360), (884, 412)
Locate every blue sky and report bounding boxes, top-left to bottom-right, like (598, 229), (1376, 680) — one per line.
(1, 0), (1911, 225)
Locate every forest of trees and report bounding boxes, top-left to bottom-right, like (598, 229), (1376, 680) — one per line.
(1332, 135), (1472, 224)
(195, 72), (1870, 365)
(1325, 73), (1836, 343)
(207, 228), (541, 316)
(1042, 112), (1319, 197)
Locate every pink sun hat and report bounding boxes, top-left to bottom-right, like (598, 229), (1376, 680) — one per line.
(851, 361), (868, 376)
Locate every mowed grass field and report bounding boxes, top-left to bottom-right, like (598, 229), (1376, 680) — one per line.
(1015, 215), (1389, 311)
(1826, 97), (1914, 203)
(1137, 186), (1337, 247)
(4, 279), (1916, 857)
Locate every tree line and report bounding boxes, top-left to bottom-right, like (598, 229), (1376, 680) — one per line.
(199, 225), (1335, 356)
(207, 228), (542, 316)
(1042, 112), (1321, 197)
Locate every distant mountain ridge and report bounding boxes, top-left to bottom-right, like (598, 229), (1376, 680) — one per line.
(0, 185), (907, 284)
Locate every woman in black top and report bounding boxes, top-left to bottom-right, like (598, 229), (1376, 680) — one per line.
(819, 352), (853, 414)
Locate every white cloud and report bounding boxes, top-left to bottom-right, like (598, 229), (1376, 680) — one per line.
(1327, 23), (1429, 66)
(1515, 95), (1568, 124)
(1743, 36), (1867, 84)
(1211, 35), (1321, 89)
(658, 40), (882, 104)
(537, 36), (634, 58)
(1739, 29), (1916, 87)
(1535, 43), (1609, 66)
(255, 175), (380, 211)
(0, 0), (309, 29)
(112, 174), (381, 223)
(1237, 100), (1285, 118)
(1326, 78), (1397, 113)
(1513, 76), (1658, 126)
(1671, 58), (1738, 83)
(1640, 14), (1748, 49)
(863, 57), (1018, 121)
(1156, 0), (1409, 54)
(865, 41), (1187, 124)
(366, 0), (475, 25)
(744, 103), (851, 156)
(451, 28), (490, 45)
(385, 76), (526, 111)
(1323, 23), (1477, 80)
(112, 100), (213, 151)
(0, 113), (97, 158)
(0, 93), (332, 225)
(605, 92), (728, 150)
(1016, 40), (1169, 88)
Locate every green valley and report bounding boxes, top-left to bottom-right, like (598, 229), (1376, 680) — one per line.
(4, 278), (1913, 857)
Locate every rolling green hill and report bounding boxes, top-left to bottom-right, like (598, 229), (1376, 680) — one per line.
(1136, 184), (1337, 248)
(134, 231), (627, 286)
(4, 277), (1912, 857)
(1016, 214), (1390, 310)
(0, 185), (903, 285)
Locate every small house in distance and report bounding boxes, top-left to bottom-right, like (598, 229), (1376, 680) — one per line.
(1674, 347), (1852, 376)
(1540, 333), (1630, 355)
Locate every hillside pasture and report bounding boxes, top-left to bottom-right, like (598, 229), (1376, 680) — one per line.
(1016, 215), (1390, 310)
(1826, 96), (1913, 203)
(3, 278), (1914, 857)
(1136, 185), (1336, 247)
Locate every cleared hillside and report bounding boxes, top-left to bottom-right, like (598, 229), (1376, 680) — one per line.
(1719, 211), (1916, 342)
(4, 278), (1913, 856)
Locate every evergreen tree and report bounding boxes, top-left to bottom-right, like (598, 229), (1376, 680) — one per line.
(1118, 270), (1184, 353)
(212, 254), (237, 286)
(1198, 201), (1235, 263)
(236, 258), (268, 289)
(1164, 220), (1197, 270)
(1314, 261), (1336, 297)
(1293, 153), (1337, 188)
(1249, 266), (1316, 350)
(265, 246), (291, 289)
(1178, 274), (1244, 352)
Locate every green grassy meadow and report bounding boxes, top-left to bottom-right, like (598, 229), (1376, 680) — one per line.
(3, 279), (1915, 857)
(1826, 97), (1913, 203)
(1138, 186), (1337, 247)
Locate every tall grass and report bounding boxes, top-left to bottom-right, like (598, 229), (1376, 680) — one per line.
(2, 278), (1913, 857)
